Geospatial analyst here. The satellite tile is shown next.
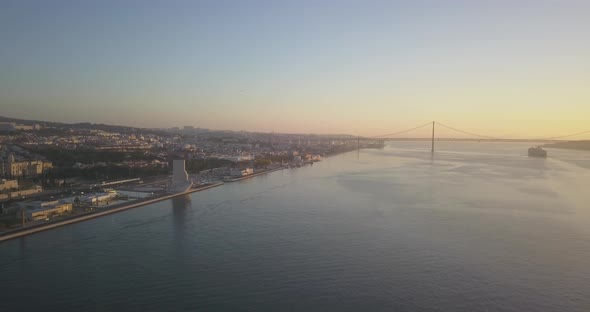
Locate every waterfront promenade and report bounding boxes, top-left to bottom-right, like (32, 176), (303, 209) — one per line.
(0, 167), (293, 242)
(0, 182), (223, 242)
(0, 148), (358, 243)
(0, 167), (301, 242)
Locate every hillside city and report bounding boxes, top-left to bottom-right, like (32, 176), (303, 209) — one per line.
(0, 118), (383, 229)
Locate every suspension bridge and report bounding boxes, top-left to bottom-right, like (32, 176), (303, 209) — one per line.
(369, 121), (590, 153)
(267, 122), (590, 153)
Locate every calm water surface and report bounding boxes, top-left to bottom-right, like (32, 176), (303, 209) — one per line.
(1, 142), (589, 311)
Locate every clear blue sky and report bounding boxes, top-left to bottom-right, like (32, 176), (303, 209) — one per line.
(1, 0), (589, 137)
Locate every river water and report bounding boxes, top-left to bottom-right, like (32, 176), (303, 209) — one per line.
(1, 142), (589, 311)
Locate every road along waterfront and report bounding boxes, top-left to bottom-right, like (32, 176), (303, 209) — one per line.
(0, 183), (223, 242)
(1, 149), (355, 241)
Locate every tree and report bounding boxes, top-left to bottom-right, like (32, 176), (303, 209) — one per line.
(254, 158), (272, 169)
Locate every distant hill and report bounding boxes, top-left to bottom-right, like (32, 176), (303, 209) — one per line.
(0, 115), (151, 134)
(544, 140), (590, 151)
(0, 115), (359, 138)
(0, 115), (60, 127)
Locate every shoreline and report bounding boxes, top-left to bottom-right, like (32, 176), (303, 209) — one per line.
(0, 149), (361, 243)
(222, 148), (360, 183)
(0, 182), (223, 242)
(222, 167), (285, 182)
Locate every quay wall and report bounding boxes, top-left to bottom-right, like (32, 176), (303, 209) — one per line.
(0, 183), (223, 242)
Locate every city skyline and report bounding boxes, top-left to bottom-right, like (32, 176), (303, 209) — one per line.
(1, 0), (589, 138)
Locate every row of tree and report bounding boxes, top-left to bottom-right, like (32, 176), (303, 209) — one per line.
(23, 146), (161, 166)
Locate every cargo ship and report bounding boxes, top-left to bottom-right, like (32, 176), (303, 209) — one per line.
(528, 146), (547, 158)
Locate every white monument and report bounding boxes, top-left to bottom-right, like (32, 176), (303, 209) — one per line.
(170, 159), (192, 193)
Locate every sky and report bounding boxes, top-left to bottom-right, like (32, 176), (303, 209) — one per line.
(1, 0), (589, 138)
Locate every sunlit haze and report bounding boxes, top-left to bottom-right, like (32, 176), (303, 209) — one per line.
(1, 0), (589, 138)
(2, 2), (590, 310)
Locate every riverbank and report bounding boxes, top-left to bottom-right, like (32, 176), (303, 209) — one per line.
(0, 182), (223, 242)
(223, 167), (289, 182)
(222, 148), (360, 183)
(325, 148), (361, 158)
(0, 149), (362, 242)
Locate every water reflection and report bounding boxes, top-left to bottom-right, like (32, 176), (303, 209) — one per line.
(18, 236), (26, 257)
(2, 142), (589, 311)
(172, 195), (191, 262)
(172, 195), (191, 230)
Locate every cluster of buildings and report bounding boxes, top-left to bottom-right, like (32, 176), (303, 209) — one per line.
(17, 128), (163, 151)
(0, 154), (53, 179)
(0, 144), (50, 203)
(0, 122), (41, 132)
(199, 167), (255, 180)
(0, 121), (389, 232)
(16, 200), (73, 221)
(0, 179), (43, 201)
(1, 187), (120, 222)
(79, 190), (118, 204)
(0, 122), (383, 187)
(1, 199), (72, 222)
(1, 122), (367, 174)
(0, 141), (53, 179)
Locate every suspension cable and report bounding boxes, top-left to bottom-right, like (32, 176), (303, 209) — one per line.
(371, 121), (589, 140)
(536, 130), (590, 140)
(434, 122), (503, 140)
(371, 122), (433, 138)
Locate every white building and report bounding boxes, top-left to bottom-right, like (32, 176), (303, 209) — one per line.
(81, 190), (118, 204)
(169, 159), (192, 193)
(18, 200), (73, 220)
(0, 179), (18, 191)
(230, 168), (254, 177)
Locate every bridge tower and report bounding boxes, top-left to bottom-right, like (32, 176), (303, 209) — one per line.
(431, 121), (435, 154)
